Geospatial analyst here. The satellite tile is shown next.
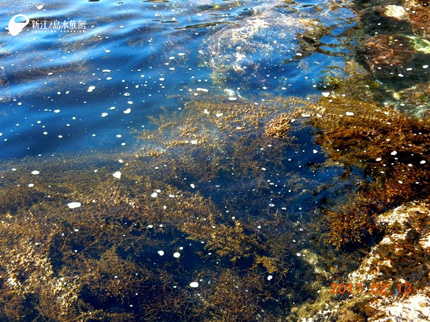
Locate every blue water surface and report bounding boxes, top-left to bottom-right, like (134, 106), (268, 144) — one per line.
(0, 0), (354, 159)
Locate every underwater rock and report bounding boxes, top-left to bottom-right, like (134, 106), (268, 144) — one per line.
(404, 0), (430, 39)
(363, 34), (417, 79)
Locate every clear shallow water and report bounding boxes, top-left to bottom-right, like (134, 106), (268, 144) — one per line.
(0, 0), (354, 159)
(0, 1), (371, 320)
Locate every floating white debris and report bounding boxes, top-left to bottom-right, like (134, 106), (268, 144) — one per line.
(376, 158), (382, 162)
(102, 69), (111, 73)
(391, 151), (398, 156)
(313, 150), (318, 154)
(345, 111), (354, 116)
(159, 78), (165, 81)
(196, 88), (208, 92)
(173, 252), (181, 258)
(28, 183), (34, 188)
(204, 109), (209, 115)
(113, 171), (122, 179)
(127, 101), (133, 105)
(322, 92), (330, 97)
(101, 112), (108, 117)
(123, 108), (132, 114)
(420, 160), (427, 164)
(190, 140), (198, 145)
(151, 192), (158, 198)
(189, 282), (199, 288)
(267, 275), (273, 281)
(178, 53), (185, 56)
(190, 184), (196, 189)
(0, 133), (2, 137)
(68, 202), (81, 209)
(158, 250), (165, 256)
(228, 97), (237, 101)
(37, 4), (44, 10)
(87, 86), (96, 92)
(223, 89), (235, 96)
(424, 65), (429, 69)
(31, 170), (40, 175)
(54, 109), (61, 113)
(216, 113), (223, 117)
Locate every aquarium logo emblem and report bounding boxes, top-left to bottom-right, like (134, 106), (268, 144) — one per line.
(8, 14), (30, 36)
(8, 14), (87, 36)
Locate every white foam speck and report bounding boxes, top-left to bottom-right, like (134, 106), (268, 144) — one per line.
(424, 65), (429, 69)
(102, 69), (111, 73)
(190, 184), (195, 189)
(345, 111), (354, 116)
(113, 171), (122, 179)
(228, 97), (237, 101)
(37, 4), (44, 10)
(123, 108), (132, 114)
(196, 88), (208, 92)
(173, 252), (180, 258)
(68, 202), (81, 209)
(28, 183), (34, 188)
(101, 112), (108, 117)
(54, 109), (61, 113)
(267, 275), (273, 281)
(189, 282), (199, 288)
(376, 158), (382, 161)
(158, 250), (165, 256)
(191, 140), (198, 145)
(151, 192), (158, 198)
(31, 170), (40, 175)
(178, 53), (185, 56)
(322, 92), (330, 97)
(87, 86), (96, 92)
(313, 150), (318, 154)
(420, 160), (426, 164)
(391, 151), (397, 156)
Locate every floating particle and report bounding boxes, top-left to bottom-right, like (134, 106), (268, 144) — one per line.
(158, 250), (165, 256)
(391, 151), (397, 156)
(113, 171), (122, 179)
(123, 108), (132, 114)
(102, 69), (111, 73)
(31, 170), (40, 175)
(267, 275), (273, 281)
(101, 112), (108, 117)
(87, 86), (96, 92)
(127, 101), (133, 105)
(54, 109), (61, 113)
(322, 92), (330, 97)
(173, 252), (180, 258)
(345, 111), (354, 116)
(189, 282), (199, 288)
(196, 88), (208, 92)
(178, 53), (185, 56)
(420, 160), (426, 164)
(190, 184), (195, 189)
(67, 202), (81, 209)
(151, 192), (158, 198)
(28, 183), (34, 188)
(424, 65), (429, 69)
(376, 158), (382, 161)
(228, 97), (237, 101)
(37, 4), (44, 9)
(190, 140), (198, 145)
(312, 150), (318, 154)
